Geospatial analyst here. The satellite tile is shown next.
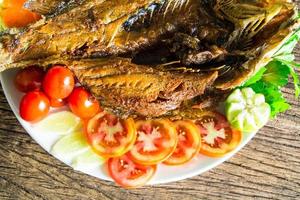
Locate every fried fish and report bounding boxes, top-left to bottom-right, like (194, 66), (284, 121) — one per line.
(0, 0), (201, 66)
(0, 0), (298, 119)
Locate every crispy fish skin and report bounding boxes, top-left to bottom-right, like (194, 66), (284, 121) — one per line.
(24, 0), (86, 16)
(0, 0), (158, 65)
(0, 0), (200, 67)
(24, 0), (71, 15)
(87, 0), (202, 57)
(68, 58), (218, 118)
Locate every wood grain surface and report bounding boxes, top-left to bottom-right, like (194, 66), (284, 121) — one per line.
(1, 8), (300, 200)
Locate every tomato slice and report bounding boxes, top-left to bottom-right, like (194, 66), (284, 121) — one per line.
(129, 119), (178, 165)
(86, 112), (136, 158)
(108, 154), (156, 188)
(164, 120), (201, 165)
(194, 111), (242, 157)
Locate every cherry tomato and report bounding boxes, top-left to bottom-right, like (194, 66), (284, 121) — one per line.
(108, 154), (156, 188)
(68, 87), (100, 119)
(1, 0), (41, 28)
(14, 66), (44, 93)
(86, 112), (136, 158)
(43, 66), (75, 99)
(49, 98), (66, 108)
(19, 91), (50, 122)
(194, 111), (242, 157)
(129, 119), (178, 165)
(164, 120), (201, 165)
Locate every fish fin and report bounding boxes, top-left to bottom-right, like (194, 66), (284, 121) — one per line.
(216, 0), (282, 49)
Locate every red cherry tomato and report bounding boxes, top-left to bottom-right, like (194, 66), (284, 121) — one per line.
(43, 66), (75, 99)
(49, 98), (66, 108)
(68, 87), (100, 119)
(194, 111), (242, 157)
(14, 66), (44, 93)
(108, 154), (156, 188)
(86, 112), (136, 157)
(19, 91), (50, 122)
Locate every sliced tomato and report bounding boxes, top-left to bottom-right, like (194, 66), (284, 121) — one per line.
(129, 119), (178, 165)
(86, 112), (136, 158)
(108, 154), (156, 188)
(194, 111), (242, 157)
(164, 120), (201, 165)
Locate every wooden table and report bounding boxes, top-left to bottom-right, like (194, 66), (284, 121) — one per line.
(1, 16), (300, 200)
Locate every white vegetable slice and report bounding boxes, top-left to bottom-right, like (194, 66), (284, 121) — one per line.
(51, 129), (106, 170)
(51, 131), (89, 159)
(71, 149), (106, 171)
(225, 88), (271, 133)
(36, 111), (82, 135)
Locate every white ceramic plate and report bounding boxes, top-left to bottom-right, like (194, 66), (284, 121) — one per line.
(0, 69), (257, 185)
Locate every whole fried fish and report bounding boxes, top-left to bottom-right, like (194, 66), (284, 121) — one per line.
(0, 0), (201, 66)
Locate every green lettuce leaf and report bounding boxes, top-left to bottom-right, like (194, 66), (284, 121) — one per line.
(275, 59), (300, 98)
(262, 61), (290, 87)
(243, 67), (267, 87)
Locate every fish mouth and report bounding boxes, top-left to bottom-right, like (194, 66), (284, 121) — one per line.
(0, 0), (299, 118)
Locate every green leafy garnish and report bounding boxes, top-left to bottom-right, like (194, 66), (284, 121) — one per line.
(243, 28), (300, 117)
(275, 59), (300, 97)
(249, 81), (290, 117)
(243, 67), (267, 87)
(262, 61), (290, 87)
